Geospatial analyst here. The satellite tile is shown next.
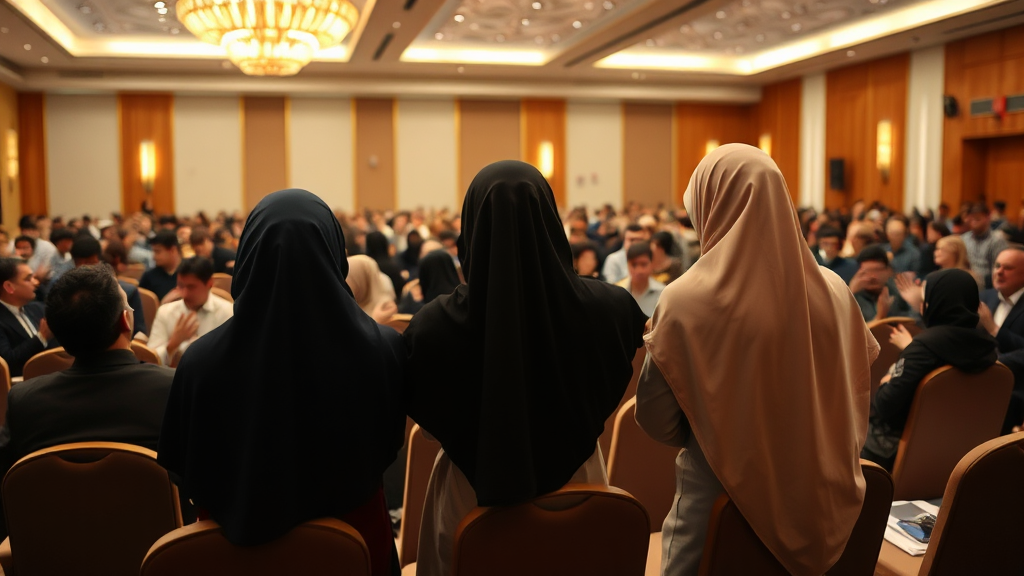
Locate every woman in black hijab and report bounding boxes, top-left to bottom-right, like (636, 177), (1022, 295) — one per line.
(158, 189), (405, 576)
(863, 268), (996, 470)
(397, 249), (460, 314)
(365, 230), (405, 297)
(404, 161), (646, 575)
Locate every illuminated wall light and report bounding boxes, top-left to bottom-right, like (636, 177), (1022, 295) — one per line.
(5, 130), (18, 181)
(758, 133), (772, 157)
(705, 140), (720, 156)
(876, 120), (892, 183)
(538, 140), (555, 179)
(139, 140), (156, 192)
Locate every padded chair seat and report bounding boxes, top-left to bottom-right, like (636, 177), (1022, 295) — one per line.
(646, 532), (662, 576)
(874, 540), (924, 576)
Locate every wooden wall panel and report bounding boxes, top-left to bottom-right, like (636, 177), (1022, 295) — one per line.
(942, 24), (1024, 210)
(242, 96), (287, 211)
(752, 78), (801, 204)
(624, 103), (673, 208)
(16, 93), (45, 218)
(457, 100), (520, 203)
(354, 98), (395, 212)
(120, 93), (174, 216)
(985, 136), (1024, 219)
(825, 53), (909, 209)
(674, 102), (753, 205)
(522, 99), (566, 207)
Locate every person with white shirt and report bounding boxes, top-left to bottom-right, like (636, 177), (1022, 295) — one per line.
(615, 242), (665, 317)
(601, 223), (651, 285)
(978, 246), (1024, 432)
(8, 217), (57, 281)
(147, 257), (233, 367)
(0, 258), (56, 376)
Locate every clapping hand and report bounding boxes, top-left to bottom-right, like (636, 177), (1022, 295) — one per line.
(894, 272), (922, 312)
(889, 324), (913, 351)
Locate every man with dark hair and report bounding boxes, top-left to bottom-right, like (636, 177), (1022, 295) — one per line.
(963, 203), (1007, 290)
(147, 257), (232, 366)
(814, 226), (858, 284)
(10, 216), (57, 278)
(850, 244), (912, 321)
(12, 236), (34, 262)
(992, 200), (1008, 231)
(615, 242), (664, 317)
(189, 226), (235, 275)
(602, 223), (651, 284)
(0, 257), (56, 376)
(0, 265), (176, 537)
(70, 236), (148, 338)
(47, 228), (76, 282)
(139, 230), (182, 301)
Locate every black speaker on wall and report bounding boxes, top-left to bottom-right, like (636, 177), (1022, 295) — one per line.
(829, 158), (845, 191)
(944, 95), (959, 118)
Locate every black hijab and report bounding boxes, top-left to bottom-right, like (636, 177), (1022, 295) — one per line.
(157, 189), (405, 545)
(400, 231), (424, 271)
(403, 160), (646, 506)
(916, 268), (996, 367)
(366, 231), (405, 296)
(418, 249), (460, 304)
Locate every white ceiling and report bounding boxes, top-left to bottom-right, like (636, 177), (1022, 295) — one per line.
(1, 0), (1023, 98)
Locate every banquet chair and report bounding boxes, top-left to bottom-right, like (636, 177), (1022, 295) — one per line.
(211, 272), (232, 293)
(385, 313), (413, 334)
(0, 442), (182, 576)
(21, 347), (74, 380)
(867, 317), (921, 402)
(452, 484), (649, 576)
(130, 341), (162, 365)
(119, 263), (146, 281)
(398, 424), (442, 567)
(137, 287), (159, 337)
(599, 345), (646, 460)
(0, 356), (10, 427)
(211, 286), (234, 303)
(141, 518), (370, 576)
(117, 275), (139, 286)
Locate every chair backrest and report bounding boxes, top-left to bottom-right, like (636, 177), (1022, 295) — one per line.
(917, 432), (1024, 576)
(120, 263), (146, 281)
(137, 287), (159, 337)
(398, 423), (442, 566)
(385, 313), (413, 334)
(21, 347), (75, 380)
(891, 363), (1013, 500)
(606, 396), (679, 531)
(0, 355), (10, 427)
(697, 460), (893, 576)
(141, 518), (371, 576)
(3, 441), (182, 576)
(211, 272), (232, 293)
(599, 345), (646, 460)
(130, 341), (162, 365)
(867, 317), (921, 401)
(211, 286), (234, 303)
(117, 275), (139, 286)
(453, 484), (649, 576)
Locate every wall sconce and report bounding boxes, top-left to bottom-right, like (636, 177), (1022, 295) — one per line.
(758, 133), (772, 157)
(139, 140), (156, 193)
(538, 140), (554, 179)
(876, 120), (892, 183)
(704, 140), (720, 156)
(5, 130), (18, 181)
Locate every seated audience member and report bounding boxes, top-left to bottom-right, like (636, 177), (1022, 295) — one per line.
(405, 161), (645, 576)
(814, 225), (858, 284)
(148, 257), (232, 367)
(190, 226), (235, 275)
(883, 216), (922, 274)
(933, 235), (983, 288)
(918, 221), (951, 277)
(11, 216), (57, 278)
(851, 244), (913, 321)
(47, 228), (76, 282)
(840, 221), (877, 259)
(963, 203), (1007, 290)
(438, 229), (460, 262)
(70, 236), (148, 338)
(0, 258), (57, 376)
(139, 230), (182, 302)
(365, 231), (405, 296)
(13, 236), (34, 265)
(102, 238), (129, 275)
(158, 190), (405, 576)
(571, 241), (602, 280)
(978, 247), (1024, 432)
(601, 223), (650, 284)
(346, 255), (398, 324)
(650, 231), (683, 285)
(397, 250), (460, 315)
(863, 269), (996, 470)
(638, 145), (877, 575)
(616, 243), (665, 317)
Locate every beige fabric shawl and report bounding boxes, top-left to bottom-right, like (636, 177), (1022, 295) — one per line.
(645, 144), (879, 575)
(346, 255), (393, 317)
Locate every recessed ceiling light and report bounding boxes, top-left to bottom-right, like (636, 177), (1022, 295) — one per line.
(532, 1), (542, 9)
(791, 23), (802, 31)
(583, 1), (594, 9)
(679, 24), (690, 33)
(170, 27), (179, 34)
(154, 1), (165, 7)
(495, 34), (505, 42)
(23, 44), (31, 51)
(603, 1), (614, 9)
(392, 21), (400, 29)
(847, 50), (856, 57)
(78, 5), (92, 13)
(469, 23), (479, 30)
(755, 33), (765, 42)
(454, 14), (465, 23)
(40, 56), (49, 63)
(716, 10), (726, 18)
(0, 27), (7, 34)
(157, 7), (168, 14)
(457, 66), (465, 73)
(521, 18), (530, 26)
(551, 34), (560, 42)
(781, 11), (791, 19)
(645, 39), (655, 46)
(712, 31), (723, 40)
(572, 20), (582, 29)
(222, 61), (233, 68)
(535, 36), (543, 44)
(434, 32), (444, 40)
(158, 16), (166, 21)
(734, 46), (744, 53)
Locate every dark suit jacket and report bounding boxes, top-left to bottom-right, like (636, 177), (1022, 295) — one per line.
(211, 246), (236, 275)
(981, 289), (1024, 431)
(0, 301), (54, 377)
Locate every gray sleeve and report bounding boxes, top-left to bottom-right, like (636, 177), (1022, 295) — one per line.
(635, 353), (691, 447)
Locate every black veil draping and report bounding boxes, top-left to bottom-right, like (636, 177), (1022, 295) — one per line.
(404, 160), (645, 506)
(157, 189), (405, 545)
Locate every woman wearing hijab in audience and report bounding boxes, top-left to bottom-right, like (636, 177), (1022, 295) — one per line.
(405, 160), (646, 576)
(637, 144), (878, 576)
(400, 230), (424, 278)
(864, 268), (996, 470)
(158, 189), (406, 576)
(366, 231), (406, 295)
(397, 249), (460, 315)
(347, 255), (399, 323)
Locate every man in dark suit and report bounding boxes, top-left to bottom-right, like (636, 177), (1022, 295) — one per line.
(978, 246), (1024, 432)
(0, 265), (176, 537)
(0, 257), (57, 376)
(69, 236), (148, 337)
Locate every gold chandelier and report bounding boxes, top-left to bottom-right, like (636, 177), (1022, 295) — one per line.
(176, 0), (359, 76)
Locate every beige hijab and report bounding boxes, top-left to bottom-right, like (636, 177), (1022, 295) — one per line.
(345, 255), (393, 316)
(645, 144), (878, 575)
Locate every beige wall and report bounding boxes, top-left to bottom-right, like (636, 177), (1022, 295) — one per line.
(174, 96), (244, 215)
(289, 97), (354, 212)
(46, 94), (120, 219)
(566, 101), (622, 210)
(0, 82), (19, 231)
(396, 99), (457, 211)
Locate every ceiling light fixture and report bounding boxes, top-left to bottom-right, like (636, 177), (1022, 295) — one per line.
(176, 0), (358, 76)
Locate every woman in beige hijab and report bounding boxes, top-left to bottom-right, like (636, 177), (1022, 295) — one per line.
(346, 254), (398, 323)
(636, 144), (878, 576)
